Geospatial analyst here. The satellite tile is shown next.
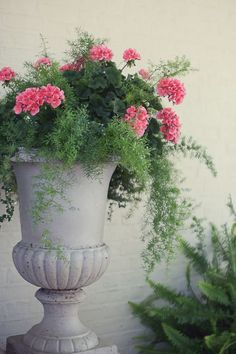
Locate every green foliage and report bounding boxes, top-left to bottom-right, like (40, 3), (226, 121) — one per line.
(0, 30), (215, 268)
(124, 74), (162, 110)
(162, 324), (201, 354)
(63, 60), (126, 125)
(205, 332), (236, 353)
(0, 185), (15, 223)
(142, 157), (192, 272)
(41, 230), (67, 261)
(46, 107), (89, 166)
(179, 238), (209, 274)
(130, 201), (236, 353)
(170, 136), (217, 177)
(149, 56), (194, 82)
(65, 28), (106, 61)
(198, 281), (230, 306)
(104, 120), (150, 184)
(31, 163), (75, 225)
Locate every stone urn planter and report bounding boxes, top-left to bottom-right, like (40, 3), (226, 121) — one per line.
(6, 150), (117, 354)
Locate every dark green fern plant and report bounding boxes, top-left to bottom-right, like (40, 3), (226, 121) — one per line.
(130, 198), (236, 353)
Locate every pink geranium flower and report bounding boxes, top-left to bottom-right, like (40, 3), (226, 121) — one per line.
(89, 45), (113, 62)
(123, 105), (149, 137)
(40, 84), (65, 108)
(59, 57), (85, 72)
(0, 67), (16, 82)
(14, 87), (43, 116)
(157, 77), (186, 105)
(157, 107), (181, 144)
(34, 57), (52, 69)
(138, 68), (150, 80)
(123, 48), (141, 62)
(14, 84), (65, 116)
(59, 63), (77, 72)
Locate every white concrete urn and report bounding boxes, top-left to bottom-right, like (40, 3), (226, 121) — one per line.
(8, 150), (117, 354)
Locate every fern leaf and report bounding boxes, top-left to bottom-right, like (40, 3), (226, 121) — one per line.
(162, 323), (200, 353)
(227, 195), (236, 220)
(185, 263), (201, 300)
(198, 281), (230, 305)
(185, 263), (191, 290)
(210, 223), (226, 269)
(205, 331), (236, 353)
(179, 239), (209, 274)
(129, 301), (166, 337)
(148, 280), (183, 305)
(206, 270), (227, 285)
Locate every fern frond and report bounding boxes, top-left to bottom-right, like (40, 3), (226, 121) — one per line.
(227, 195), (236, 220)
(179, 239), (209, 274)
(210, 223), (227, 270)
(205, 331), (236, 353)
(148, 280), (183, 304)
(198, 281), (230, 305)
(162, 324), (201, 353)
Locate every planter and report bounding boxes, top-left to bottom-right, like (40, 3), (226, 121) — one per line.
(7, 150), (117, 354)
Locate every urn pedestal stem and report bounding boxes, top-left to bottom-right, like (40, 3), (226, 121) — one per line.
(23, 288), (98, 352)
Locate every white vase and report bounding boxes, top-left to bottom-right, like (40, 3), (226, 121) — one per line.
(7, 150), (117, 353)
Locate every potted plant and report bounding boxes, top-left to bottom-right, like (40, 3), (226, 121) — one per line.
(0, 30), (215, 353)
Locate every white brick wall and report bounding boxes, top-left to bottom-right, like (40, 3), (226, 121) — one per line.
(1, 1), (236, 353)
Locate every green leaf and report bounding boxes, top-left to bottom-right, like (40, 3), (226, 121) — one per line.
(179, 239), (209, 274)
(162, 324), (200, 354)
(231, 223), (236, 238)
(109, 97), (125, 115)
(198, 281), (230, 305)
(105, 66), (122, 87)
(205, 332), (236, 353)
(88, 76), (107, 89)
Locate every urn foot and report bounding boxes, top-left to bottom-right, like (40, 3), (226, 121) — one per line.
(17, 288), (99, 353)
(6, 335), (119, 354)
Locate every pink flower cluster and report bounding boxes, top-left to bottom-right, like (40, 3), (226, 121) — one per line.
(60, 57), (85, 72)
(14, 84), (65, 116)
(157, 108), (181, 144)
(34, 57), (52, 69)
(123, 105), (149, 137)
(14, 88), (43, 116)
(156, 77), (186, 105)
(0, 66), (16, 82)
(40, 84), (65, 108)
(89, 45), (113, 62)
(123, 48), (141, 62)
(59, 63), (77, 72)
(138, 68), (150, 80)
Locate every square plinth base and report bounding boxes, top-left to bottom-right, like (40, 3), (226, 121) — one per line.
(6, 335), (119, 354)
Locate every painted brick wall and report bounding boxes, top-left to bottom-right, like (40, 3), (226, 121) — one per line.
(1, 0), (236, 353)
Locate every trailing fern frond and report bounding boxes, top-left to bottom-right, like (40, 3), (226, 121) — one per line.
(170, 136), (217, 177)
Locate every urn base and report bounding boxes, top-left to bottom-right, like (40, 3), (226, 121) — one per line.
(9, 288), (101, 354)
(6, 335), (119, 354)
